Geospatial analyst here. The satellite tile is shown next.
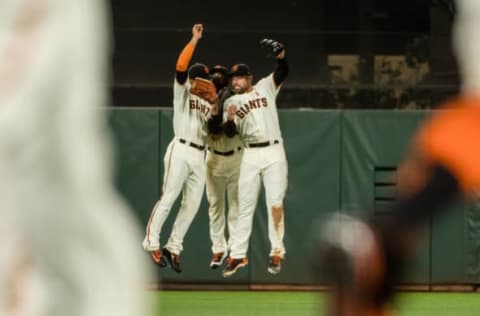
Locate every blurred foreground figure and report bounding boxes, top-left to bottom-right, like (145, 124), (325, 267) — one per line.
(319, 0), (480, 315)
(0, 1), (151, 315)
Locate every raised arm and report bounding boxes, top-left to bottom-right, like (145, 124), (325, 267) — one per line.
(273, 53), (288, 87)
(175, 24), (203, 85)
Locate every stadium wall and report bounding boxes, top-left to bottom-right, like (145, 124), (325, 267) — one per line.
(108, 108), (480, 286)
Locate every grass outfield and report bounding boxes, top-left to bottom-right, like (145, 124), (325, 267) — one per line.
(150, 291), (480, 316)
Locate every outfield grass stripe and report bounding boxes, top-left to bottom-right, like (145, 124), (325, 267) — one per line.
(149, 291), (480, 316)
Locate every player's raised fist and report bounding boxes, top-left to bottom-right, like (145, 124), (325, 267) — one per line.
(192, 24), (203, 41)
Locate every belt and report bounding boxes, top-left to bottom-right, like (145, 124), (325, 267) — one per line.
(208, 147), (242, 157)
(179, 138), (205, 151)
(247, 140), (279, 148)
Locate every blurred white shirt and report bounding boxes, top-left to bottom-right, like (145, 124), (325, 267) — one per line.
(0, 1), (152, 316)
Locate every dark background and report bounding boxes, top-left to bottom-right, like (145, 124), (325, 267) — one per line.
(109, 0), (458, 109)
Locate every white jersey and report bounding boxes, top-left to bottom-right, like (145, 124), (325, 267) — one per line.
(173, 79), (213, 146)
(225, 74), (282, 144)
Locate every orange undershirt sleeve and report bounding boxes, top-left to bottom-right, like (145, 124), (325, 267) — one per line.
(176, 41), (196, 72)
(417, 98), (480, 194)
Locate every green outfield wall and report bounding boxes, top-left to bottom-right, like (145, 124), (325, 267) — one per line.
(109, 108), (480, 285)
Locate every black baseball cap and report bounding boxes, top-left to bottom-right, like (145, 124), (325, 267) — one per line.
(209, 65), (228, 76)
(188, 63), (210, 79)
(228, 64), (251, 77)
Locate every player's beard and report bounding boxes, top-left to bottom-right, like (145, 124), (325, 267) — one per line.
(231, 75), (253, 94)
(232, 83), (251, 94)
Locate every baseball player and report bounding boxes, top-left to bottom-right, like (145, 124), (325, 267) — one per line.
(205, 65), (243, 269)
(210, 65), (230, 93)
(0, 1), (151, 316)
(319, 1), (480, 315)
(143, 24), (216, 273)
(222, 39), (289, 277)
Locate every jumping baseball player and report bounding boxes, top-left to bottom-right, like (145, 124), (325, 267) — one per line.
(143, 24), (216, 273)
(205, 65), (243, 269)
(222, 39), (289, 277)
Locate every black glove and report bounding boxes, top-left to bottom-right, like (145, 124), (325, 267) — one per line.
(259, 38), (285, 58)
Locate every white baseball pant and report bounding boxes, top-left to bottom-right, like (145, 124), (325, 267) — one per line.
(143, 138), (206, 255)
(229, 143), (288, 259)
(205, 149), (243, 254)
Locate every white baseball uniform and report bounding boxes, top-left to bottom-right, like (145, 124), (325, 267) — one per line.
(205, 122), (244, 255)
(226, 74), (288, 259)
(143, 78), (212, 255)
(0, 1), (151, 316)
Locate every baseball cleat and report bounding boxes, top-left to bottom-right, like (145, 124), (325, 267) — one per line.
(162, 248), (182, 273)
(222, 257), (248, 277)
(267, 255), (283, 274)
(210, 252), (227, 269)
(149, 249), (167, 267)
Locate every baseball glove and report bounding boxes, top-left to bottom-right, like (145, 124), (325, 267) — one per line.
(259, 38), (285, 58)
(190, 78), (218, 103)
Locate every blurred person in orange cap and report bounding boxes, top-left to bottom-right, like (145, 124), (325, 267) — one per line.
(318, 0), (480, 315)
